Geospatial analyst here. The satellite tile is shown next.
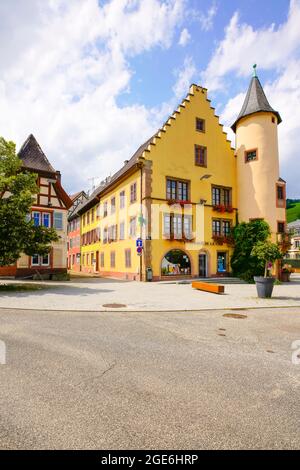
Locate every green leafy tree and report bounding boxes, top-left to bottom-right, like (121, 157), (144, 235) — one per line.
(0, 137), (58, 266)
(231, 220), (271, 282)
(251, 241), (283, 278)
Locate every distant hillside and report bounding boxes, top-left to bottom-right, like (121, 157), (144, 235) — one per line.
(287, 199), (300, 223)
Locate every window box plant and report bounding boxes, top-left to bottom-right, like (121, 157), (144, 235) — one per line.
(251, 241), (283, 298)
(212, 234), (225, 245)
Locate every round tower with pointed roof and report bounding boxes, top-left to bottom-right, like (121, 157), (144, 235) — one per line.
(232, 66), (286, 237)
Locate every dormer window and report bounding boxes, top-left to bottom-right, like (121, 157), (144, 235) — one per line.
(245, 149), (257, 162)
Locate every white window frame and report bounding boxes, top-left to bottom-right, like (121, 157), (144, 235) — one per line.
(41, 254), (50, 266)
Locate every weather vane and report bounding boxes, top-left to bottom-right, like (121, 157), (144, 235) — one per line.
(253, 64), (257, 77)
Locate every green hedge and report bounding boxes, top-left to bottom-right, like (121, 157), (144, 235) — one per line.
(283, 259), (300, 268)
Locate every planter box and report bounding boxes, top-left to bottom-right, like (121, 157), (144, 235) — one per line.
(254, 276), (275, 298)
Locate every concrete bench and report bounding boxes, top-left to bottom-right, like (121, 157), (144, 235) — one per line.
(192, 281), (225, 295)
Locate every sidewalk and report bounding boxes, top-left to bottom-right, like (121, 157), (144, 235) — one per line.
(0, 276), (300, 312)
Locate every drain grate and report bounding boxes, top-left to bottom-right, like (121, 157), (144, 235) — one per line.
(223, 313), (247, 319)
(102, 303), (127, 309)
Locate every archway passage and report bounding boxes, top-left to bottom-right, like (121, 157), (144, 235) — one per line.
(161, 249), (191, 276)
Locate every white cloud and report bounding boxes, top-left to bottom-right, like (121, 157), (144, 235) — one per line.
(172, 56), (196, 99)
(212, 0), (300, 197)
(0, 0), (184, 193)
(178, 28), (191, 46)
(202, 0), (300, 91)
(198, 1), (218, 32)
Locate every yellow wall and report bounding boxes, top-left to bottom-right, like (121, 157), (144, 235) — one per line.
(80, 171), (142, 279)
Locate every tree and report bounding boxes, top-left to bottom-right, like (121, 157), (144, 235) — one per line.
(0, 137), (58, 266)
(251, 241), (283, 278)
(231, 220), (271, 282)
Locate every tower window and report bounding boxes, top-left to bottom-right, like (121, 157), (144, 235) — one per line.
(196, 118), (205, 132)
(276, 183), (286, 208)
(272, 117), (275, 123)
(277, 222), (285, 234)
(245, 149), (257, 162)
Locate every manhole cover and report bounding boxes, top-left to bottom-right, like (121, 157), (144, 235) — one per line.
(102, 303), (127, 308)
(223, 313), (247, 319)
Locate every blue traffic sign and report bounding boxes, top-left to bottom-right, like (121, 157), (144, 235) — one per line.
(136, 238), (143, 248)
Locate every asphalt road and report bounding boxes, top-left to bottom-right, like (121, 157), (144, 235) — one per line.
(0, 307), (299, 450)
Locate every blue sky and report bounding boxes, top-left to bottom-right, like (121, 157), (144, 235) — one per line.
(0, 0), (299, 196)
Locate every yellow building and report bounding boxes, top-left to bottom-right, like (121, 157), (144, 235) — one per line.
(76, 71), (285, 281)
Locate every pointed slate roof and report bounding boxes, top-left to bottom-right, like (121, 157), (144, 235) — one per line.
(231, 76), (282, 132)
(18, 134), (56, 174)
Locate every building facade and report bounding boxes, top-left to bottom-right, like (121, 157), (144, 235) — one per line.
(67, 191), (88, 272)
(287, 220), (300, 260)
(69, 71), (286, 281)
(0, 134), (72, 278)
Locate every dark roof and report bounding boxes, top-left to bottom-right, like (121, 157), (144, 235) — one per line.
(77, 136), (154, 214)
(231, 76), (282, 132)
(18, 134), (56, 174)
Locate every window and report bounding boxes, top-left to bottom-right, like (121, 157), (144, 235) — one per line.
(119, 221), (125, 240)
(163, 214), (171, 238)
(83, 214), (86, 227)
(108, 225), (117, 242)
(276, 183), (285, 208)
(183, 215), (192, 239)
(195, 145), (207, 167)
(173, 214), (182, 239)
(31, 254), (39, 266)
(277, 222), (285, 234)
(42, 254), (50, 266)
(111, 197), (116, 214)
(166, 179), (189, 201)
(212, 220), (221, 236)
(103, 227), (108, 244)
(54, 212), (63, 230)
(87, 212), (90, 224)
(91, 208), (94, 222)
(212, 186), (232, 207)
(96, 205), (100, 219)
(245, 149), (257, 162)
(42, 213), (51, 228)
(223, 221), (231, 237)
(161, 250), (191, 276)
(33, 212), (40, 227)
(212, 219), (231, 237)
(103, 202), (108, 217)
(110, 251), (116, 268)
(125, 249), (131, 268)
(223, 189), (231, 206)
(212, 187), (221, 206)
(163, 214), (193, 240)
(295, 241), (300, 249)
(100, 252), (105, 268)
(120, 191), (125, 209)
(196, 117), (205, 132)
(31, 254), (50, 266)
(129, 217), (136, 238)
(130, 183), (137, 203)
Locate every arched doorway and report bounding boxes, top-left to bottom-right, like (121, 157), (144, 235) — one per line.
(161, 249), (191, 276)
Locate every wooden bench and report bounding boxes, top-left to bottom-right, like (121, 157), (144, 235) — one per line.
(192, 281), (225, 295)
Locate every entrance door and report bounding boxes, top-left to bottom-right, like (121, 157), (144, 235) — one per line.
(96, 251), (99, 272)
(199, 253), (207, 277)
(217, 252), (227, 274)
